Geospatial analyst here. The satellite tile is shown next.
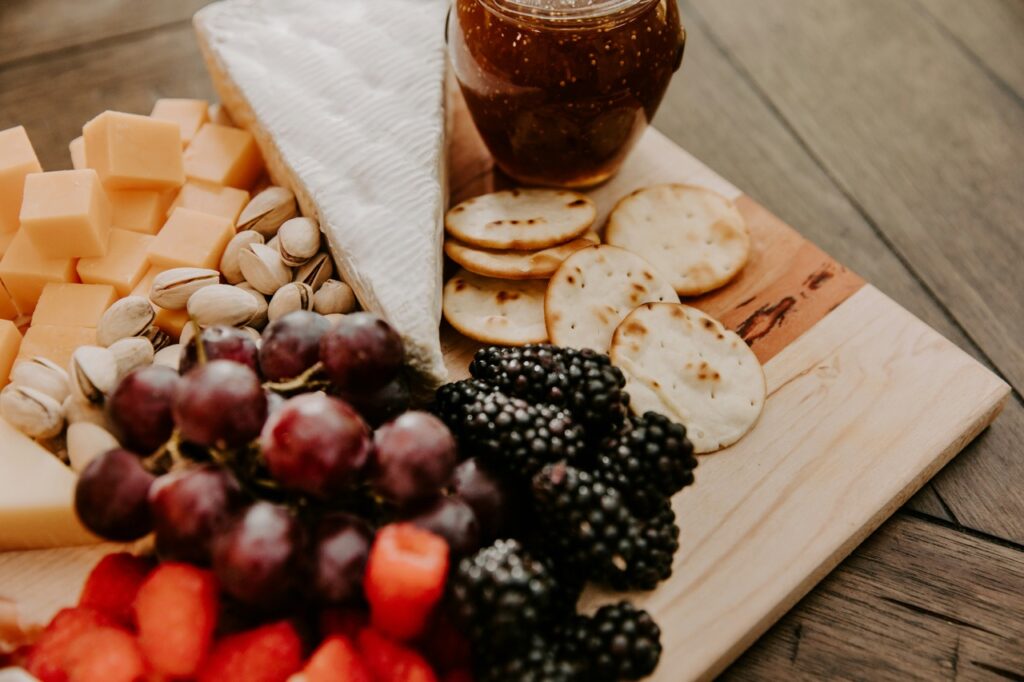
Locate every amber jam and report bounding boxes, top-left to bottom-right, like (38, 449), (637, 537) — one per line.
(450, 0), (685, 188)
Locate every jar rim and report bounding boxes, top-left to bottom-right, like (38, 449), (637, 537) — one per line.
(478, 0), (658, 25)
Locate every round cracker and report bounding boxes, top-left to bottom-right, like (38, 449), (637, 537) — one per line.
(443, 269), (548, 346)
(545, 245), (679, 353)
(610, 303), (765, 453)
(446, 189), (596, 250)
(444, 232), (599, 280)
(606, 184), (750, 296)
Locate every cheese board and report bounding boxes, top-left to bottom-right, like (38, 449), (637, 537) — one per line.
(0, 91), (1009, 680)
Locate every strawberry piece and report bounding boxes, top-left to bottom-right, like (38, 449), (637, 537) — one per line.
(198, 621), (303, 682)
(364, 524), (448, 641)
(358, 629), (438, 682)
(303, 636), (371, 682)
(320, 608), (369, 641)
(134, 562), (218, 678)
(25, 607), (116, 682)
(419, 614), (471, 673)
(78, 553), (153, 628)
(63, 626), (145, 682)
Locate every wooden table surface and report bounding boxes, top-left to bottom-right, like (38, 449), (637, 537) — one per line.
(2, 0), (1022, 678)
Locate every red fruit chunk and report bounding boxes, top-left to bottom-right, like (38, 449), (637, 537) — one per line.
(134, 563), (218, 678)
(358, 629), (437, 682)
(26, 607), (116, 682)
(303, 636), (371, 682)
(364, 525), (448, 641)
(320, 608), (370, 641)
(198, 621), (303, 682)
(64, 627), (145, 682)
(78, 553), (153, 628)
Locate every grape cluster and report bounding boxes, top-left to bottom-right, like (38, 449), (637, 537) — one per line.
(74, 311), (489, 611)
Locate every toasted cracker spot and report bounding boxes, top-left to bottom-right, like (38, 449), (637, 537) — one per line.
(607, 184), (751, 296)
(545, 245), (679, 353)
(610, 303), (765, 454)
(443, 269), (548, 346)
(446, 189), (596, 250)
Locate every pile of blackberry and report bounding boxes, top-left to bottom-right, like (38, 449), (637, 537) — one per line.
(437, 345), (699, 679)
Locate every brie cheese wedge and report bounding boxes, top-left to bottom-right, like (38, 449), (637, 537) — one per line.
(195, 0), (449, 387)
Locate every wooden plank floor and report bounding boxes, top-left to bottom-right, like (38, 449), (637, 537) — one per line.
(1, 0), (1021, 677)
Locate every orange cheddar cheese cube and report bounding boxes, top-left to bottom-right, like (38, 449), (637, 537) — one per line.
(0, 232), (15, 259)
(109, 188), (176, 235)
(183, 123), (263, 190)
(208, 103), (235, 128)
(32, 283), (116, 328)
(20, 170), (112, 259)
(83, 111), (185, 190)
(132, 267), (190, 339)
(0, 126), (43, 234)
(167, 180), (249, 223)
(18, 325), (96, 369)
(77, 229), (153, 296)
(0, 320), (22, 385)
(0, 283), (18, 321)
(70, 136), (87, 170)
(0, 230), (79, 314)
(148, 207), (234, 270)
(151, 99), (209, 147)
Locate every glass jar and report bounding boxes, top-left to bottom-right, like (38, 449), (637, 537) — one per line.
(450, 0), (685, 188)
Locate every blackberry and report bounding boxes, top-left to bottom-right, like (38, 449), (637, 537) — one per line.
(470, 345), (630, 439)
(532, 463), (679, 590)
(563, 601), (662, 681)
(591, 411), (697, 517)
(477, 633), (586, 682)
(433, 380), (585, 479)
(450, 539), (557, 649)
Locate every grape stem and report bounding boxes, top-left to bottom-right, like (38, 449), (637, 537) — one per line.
(263, 361), (329, 395)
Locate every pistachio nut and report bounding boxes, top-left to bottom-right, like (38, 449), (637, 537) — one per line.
(153, 344), (183, 371)
(10, 357), (71, 404)
(239, 243), (292, 295)
(97, 296), (156, 347)
(143, 325), (173, 352)
(66, 422), (119, 473)
(313, 279), (357, 315)
(69, 346), (119, 405)
(63, 395), (113, 430)
(278, 217), (321, 267)
(294, 252), (334, 292)
(235, 186), (298, 238)
(267, 235), (280, 251)
(220, 231), (265, 285)
(1, 384), (65, 440)
(187, 284), (260, 327)
(239, 327), (263, 345)
(179, 321), (200, 350)
(150, 268), (221, 310)
(236, 283), (270, 330)
(323, 313), (346, 326)
(268, 282), (315, 322)
(109, 337), (155, 378)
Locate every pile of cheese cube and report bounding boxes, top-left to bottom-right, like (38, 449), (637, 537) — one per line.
(0, 100), (267, 384)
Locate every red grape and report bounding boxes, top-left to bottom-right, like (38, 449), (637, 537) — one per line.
(259, 311), (330, 381)
(260, 393), (372, 498)
(404, 496), (481, 556)
(108, 365), (180, 454)
(309, 514), (372, 605)
(372, 411), (456, 508)
(337, 375), (410, 428)
(173, 360), (267, 449)
(75, 449), (155, 541)
(180, 326), (260, 376)
(149, 464), (244, 564)
(319, 313), (403, 391)
(212, 501), (302, 607)
(451, 458), (512, 542)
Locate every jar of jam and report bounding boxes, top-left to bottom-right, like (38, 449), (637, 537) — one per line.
(450, 0), (685, 188)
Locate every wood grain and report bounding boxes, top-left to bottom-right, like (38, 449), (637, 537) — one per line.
(0, 0), (209, 66)
(724, 513), (1024, 680)
(672, 0), (1024, 544)
(685, 0), (1024, 396)
(595, 284), (1008, 681)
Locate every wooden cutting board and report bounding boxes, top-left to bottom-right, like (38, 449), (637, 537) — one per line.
(0, 96), (1010, 681)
